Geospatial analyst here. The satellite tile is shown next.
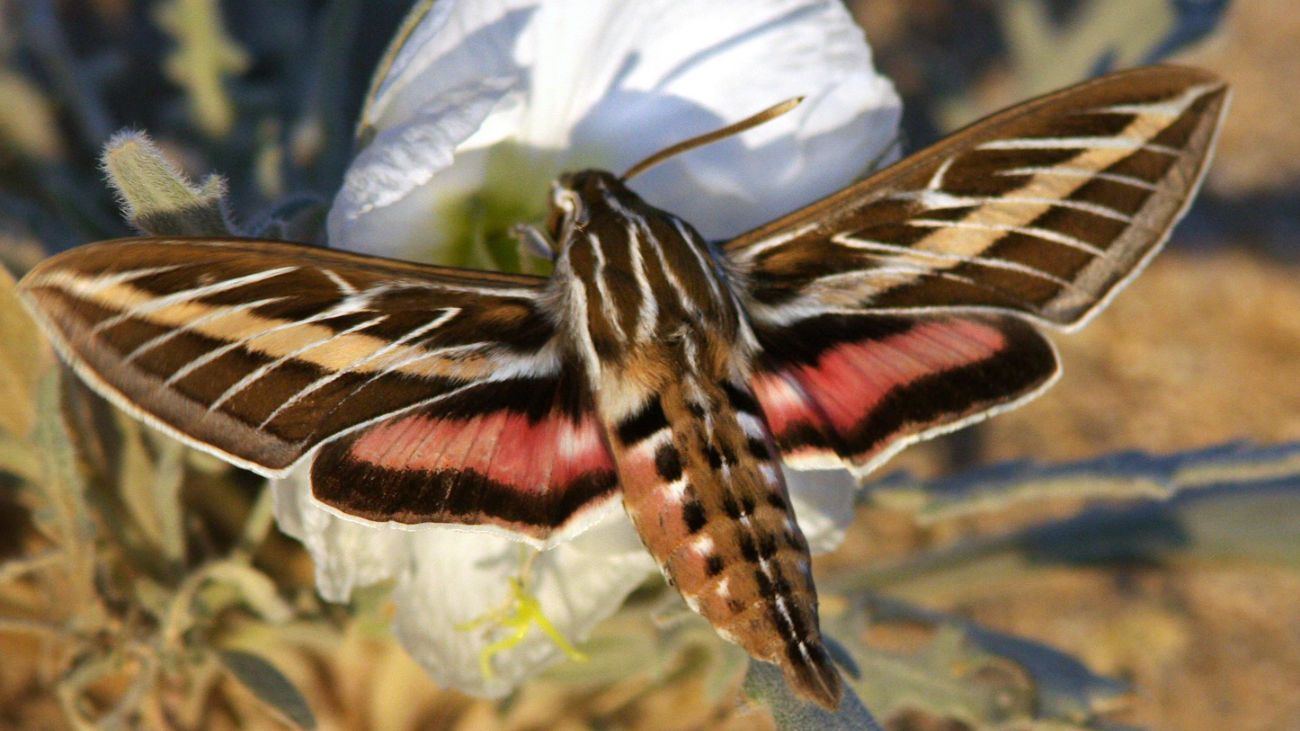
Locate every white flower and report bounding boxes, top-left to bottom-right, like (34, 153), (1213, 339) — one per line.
(275, 0), (900, 699)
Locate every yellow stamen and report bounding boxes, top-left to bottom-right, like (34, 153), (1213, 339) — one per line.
(455, 576), (588, 680)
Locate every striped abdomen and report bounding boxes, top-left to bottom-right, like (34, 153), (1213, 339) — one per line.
(609, 372), (842, 707)
(552, 168), (842, 705)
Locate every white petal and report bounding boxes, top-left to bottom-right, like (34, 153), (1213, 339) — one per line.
(781, 464), (857, 554)
(271, 466), (410, 602)
(532, 0), (903, 238)
(364, 1), (531, 131)
(329, 78), (520, 249)
(391, 512), (656, 697)
(271, 461), (657, 698)
(331, 0), (900, 258)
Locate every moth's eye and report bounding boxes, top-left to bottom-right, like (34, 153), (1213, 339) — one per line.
(547, 188), (579, 239)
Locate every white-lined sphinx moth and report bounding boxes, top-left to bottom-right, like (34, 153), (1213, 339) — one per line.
(17, 65), (1228, 708)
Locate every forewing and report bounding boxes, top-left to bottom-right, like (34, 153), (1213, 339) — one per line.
(725, 66), (1229, 330)
(18, 237), (559, 475)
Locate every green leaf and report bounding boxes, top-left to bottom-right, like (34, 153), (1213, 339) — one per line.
(743, 659), (884, 731)
(153, 0), (249, 138)
(219, 649), (316, 730)
(1001, 0), (1172, 96)
(172, 562), (292, 636)
(31, 371), (100, 615)
(116, 416), (187, 565)
(865, 472), (1300, 583)
(823, 446), (1300, 727)
(204, 562), (294, 624)
(836, 622), (1023, 727)
(0, 262), (52, 438)
(856, 597), (1126, 723)
(0, 430), (41, 483)
(995, 482), (1300, 570)
(0, 70), (64, 162)
(100, 131), (234, 236)
(869, 441), (1300, 524)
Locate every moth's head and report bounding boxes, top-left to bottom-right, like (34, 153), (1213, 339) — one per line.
(542, 99), (804, 249)
(544, 169), (627, 242)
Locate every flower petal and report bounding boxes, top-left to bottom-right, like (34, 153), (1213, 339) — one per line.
(781, 466), (858, 554)
(329, 77), (520, 247)
(331, 0), (900, 259)
(534, 0), (903, 238)
(272, 463), (659, 697)
(390, 512), (656, 697)
(362, 1), (532, 131)
(271, 466), (410, 602)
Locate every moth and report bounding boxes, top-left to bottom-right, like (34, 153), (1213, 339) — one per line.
(18, 66), (1227, 708)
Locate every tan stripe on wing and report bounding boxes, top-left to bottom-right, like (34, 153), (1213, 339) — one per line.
(24, 267), (498, 380)
(726, 66), (1229, 329)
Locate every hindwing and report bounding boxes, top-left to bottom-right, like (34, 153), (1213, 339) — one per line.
(311, 362), (621, 543)
(749, 313), (1058, 476)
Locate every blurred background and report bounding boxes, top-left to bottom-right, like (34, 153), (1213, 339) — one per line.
(0, 1), (1297, 729)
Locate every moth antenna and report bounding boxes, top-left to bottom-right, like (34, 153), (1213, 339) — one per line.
(621, 97), (804, 182)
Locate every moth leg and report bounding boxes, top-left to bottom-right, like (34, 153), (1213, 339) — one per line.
(513, 223), (557, 261)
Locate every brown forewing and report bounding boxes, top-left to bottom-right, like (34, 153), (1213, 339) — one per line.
(725, 65), (1230, 329)
(18, 238), (556, 474)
